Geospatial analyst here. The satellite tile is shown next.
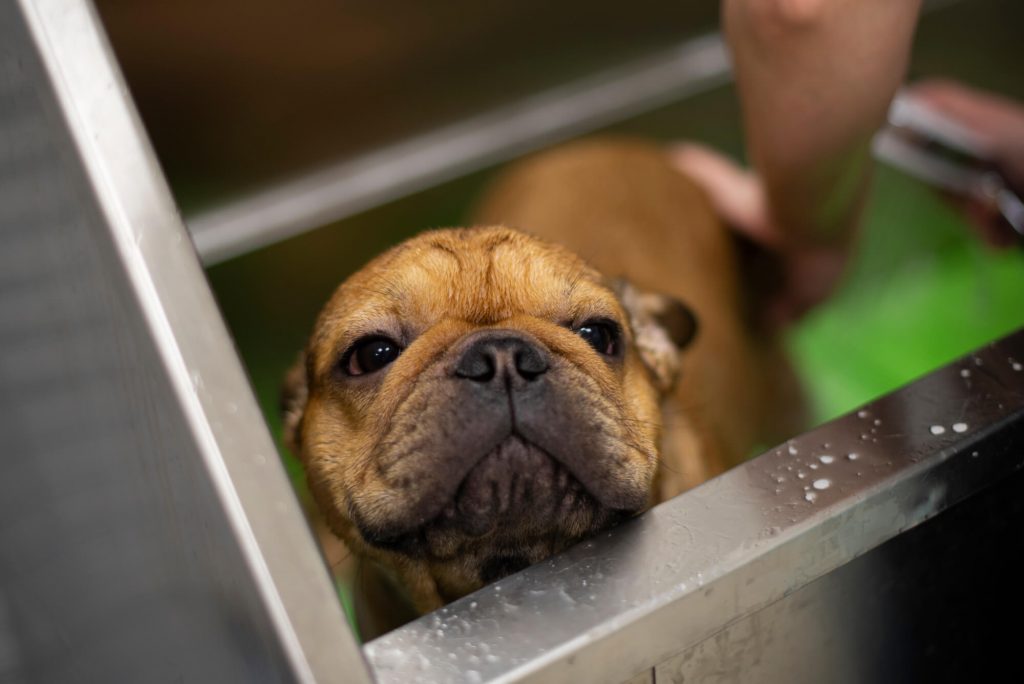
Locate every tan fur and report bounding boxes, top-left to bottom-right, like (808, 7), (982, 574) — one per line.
(285, 139), (803, 634)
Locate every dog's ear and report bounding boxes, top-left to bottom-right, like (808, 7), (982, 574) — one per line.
(611, 279), (699, 393)
(280, 352), (309, 455)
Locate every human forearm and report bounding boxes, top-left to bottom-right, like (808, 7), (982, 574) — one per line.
(723, 0), (922, 245)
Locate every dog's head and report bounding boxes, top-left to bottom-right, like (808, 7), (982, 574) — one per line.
(283, 227), (696, 609)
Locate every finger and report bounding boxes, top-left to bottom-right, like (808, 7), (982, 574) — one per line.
(963, 199), (1019, 249)
(906, 80), (1024, 150)
(667, 143), (780, 247)
(937, 191), (1019, 249)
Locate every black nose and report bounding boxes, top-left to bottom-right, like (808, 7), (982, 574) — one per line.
(454, 332), (549, 384)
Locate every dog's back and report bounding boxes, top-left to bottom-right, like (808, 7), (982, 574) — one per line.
(475, 139), (803, 499)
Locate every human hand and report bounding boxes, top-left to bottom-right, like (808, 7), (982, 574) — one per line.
(668, 143), (849, 329)
(903, 79), (1024, 247)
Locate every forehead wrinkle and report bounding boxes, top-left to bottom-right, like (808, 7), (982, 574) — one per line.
(476, 239), (565, 323)
(425, 241), (464, 271)
(566, 280), (623, 323)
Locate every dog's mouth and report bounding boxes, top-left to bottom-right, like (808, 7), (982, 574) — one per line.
(358, 435), (633, 558)
(439, 435), (594, 537)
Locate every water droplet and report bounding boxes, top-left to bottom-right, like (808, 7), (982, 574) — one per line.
(857, 410), (870, 419)
(929, 425), (946, 435)
(971, 451), (980, 458)
(847, 452), (859, 461)
(810, 463), (819, 470)
(1013, 361), (1023, 372)
(873, 418), (882, 426)
(952, 422), (968, 433)
(974, 356), (983, 366)
(960, 368), (971, 378)
(467, 671), (482, 684)
(797, 471), (807, 479)
(435, 629), (444, 638)
(470, 601), (478, 609)
(788, 444), (798, 456)
(804, 491), (818, 502)
(775, 475), (786, 483)
(813, 478), (831, 490)
(819, 454), (835, 464)
(485, 654), (500, 664)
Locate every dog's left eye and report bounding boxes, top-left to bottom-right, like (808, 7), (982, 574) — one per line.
(344, 336), (402, 376)
(575, 321), (619, 356)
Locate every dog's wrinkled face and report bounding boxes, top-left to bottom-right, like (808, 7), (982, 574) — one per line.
(284, 227), (695, 609)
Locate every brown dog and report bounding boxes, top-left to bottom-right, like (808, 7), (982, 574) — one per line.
(282, 139), (802, 634)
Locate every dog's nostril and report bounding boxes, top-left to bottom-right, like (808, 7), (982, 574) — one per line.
(455, 350), (496, 382)
(455, 336), (549, 383)
(514, 348), (548, 380)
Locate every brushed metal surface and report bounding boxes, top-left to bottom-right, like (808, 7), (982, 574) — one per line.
(657, 465), (1024, 683)
(0, 1), (370, 682)
(365, 330), (1024, 683)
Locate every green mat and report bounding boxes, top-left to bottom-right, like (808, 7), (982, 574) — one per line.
(788, 166), (1024, 423)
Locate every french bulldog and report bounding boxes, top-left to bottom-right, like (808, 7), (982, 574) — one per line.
(282, 140), (803, 634)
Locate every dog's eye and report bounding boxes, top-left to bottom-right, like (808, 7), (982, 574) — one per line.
(344, 336), (402, 376)
(575, 321), (619, 356)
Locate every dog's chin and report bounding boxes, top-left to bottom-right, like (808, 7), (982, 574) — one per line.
(356, 435), (637, 560)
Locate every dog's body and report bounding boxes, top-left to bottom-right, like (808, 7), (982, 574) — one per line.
(284, 140), (802, 635)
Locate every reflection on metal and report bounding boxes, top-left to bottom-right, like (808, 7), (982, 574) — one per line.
(187, 34), (731, 264)
(366, 329), (1024, 683)
(0, 1), (371, 682)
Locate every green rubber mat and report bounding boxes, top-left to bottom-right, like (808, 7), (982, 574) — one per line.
(788, 166), (1024, 423)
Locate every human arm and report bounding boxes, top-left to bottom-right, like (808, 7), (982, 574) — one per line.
(722, 0), (923, 246)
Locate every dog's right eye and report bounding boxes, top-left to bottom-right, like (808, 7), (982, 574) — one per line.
(343, 336), (402, 376)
